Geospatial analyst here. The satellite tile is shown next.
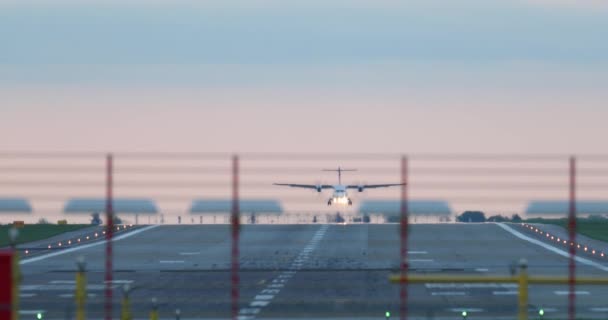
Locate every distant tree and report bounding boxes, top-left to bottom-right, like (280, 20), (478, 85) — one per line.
(91, 212), (102, 225)
(457, 211), (486, 223)
(487, 215), (508, 222)
(363, 215), (371, 223)
(313, 216), (318, 223)
(112, 215), (122, 225)
(37, 218), (50, 224)
(511, 214), (523, 222)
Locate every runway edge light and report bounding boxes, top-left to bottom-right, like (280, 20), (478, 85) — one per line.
(385, 311), (390, 319)
(539, 308), (544, 318)
(462, 310), (467, 319)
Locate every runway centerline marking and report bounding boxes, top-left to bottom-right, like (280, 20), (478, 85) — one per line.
(497, 223), (608, 272)
(20, 225), (160, 265)
(238, 225), (329, 319)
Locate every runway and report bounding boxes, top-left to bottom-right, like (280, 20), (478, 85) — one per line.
(17, 223), (608, 319)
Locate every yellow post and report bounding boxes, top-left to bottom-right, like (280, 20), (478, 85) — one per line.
(149, 298), (159, 320)
(518, 258), (529, 320)
(9, 228), (20, 320)
(121, 284), (132, 320)
(75, 256), (86, 320)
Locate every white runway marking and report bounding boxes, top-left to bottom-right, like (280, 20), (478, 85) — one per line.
(408, 251), (428, 254)
(19, 293), (37, 298)
(20, 225), (160, 265)
(179, 252), (201, 255)
(449, 308), (484, 313)
(431, 291), (466, 296)
(591, 307), (608, 312)
(239, 308), (260, 315)
(104, 280), (133, 284)
(475, 268), (490, 272)
(261, 289), (279, 294)
(497, 223), (608, 272)
(492, 291), (518, 295)
(50, 280), (75, 284)
(19, 310), (45, 315)
(426, 283), (517, 289)
(409, 259), (434, 262)
(160, 260), (185, 264)
(238, 225), (329, 319)
(554, 290), (590, 295)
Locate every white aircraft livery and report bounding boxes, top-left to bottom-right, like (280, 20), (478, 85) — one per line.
(274, 167), (404, 206)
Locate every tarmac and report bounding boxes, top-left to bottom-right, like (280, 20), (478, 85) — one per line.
(16, 223), (608, 319)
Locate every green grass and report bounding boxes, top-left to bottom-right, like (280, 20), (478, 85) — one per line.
(0, 224), (91, 247)
(525, 218), (608, 243)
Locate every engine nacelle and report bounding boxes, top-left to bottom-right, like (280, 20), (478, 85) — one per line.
(316, 185), (322, 192)
(357, 185), (364, 192)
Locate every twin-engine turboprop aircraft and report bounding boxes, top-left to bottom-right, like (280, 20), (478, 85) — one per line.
(274, 167), (404, 206)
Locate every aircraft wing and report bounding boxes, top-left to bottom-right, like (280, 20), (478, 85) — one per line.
(273, 183), (334, 189)
(346, 183), (405, 189)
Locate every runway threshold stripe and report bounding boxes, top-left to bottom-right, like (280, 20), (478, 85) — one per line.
(497, 223), (608, 272)
(20, 225), (160, 265)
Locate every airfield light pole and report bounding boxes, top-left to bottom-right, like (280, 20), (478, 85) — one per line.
(400, 156), (409, 320)
(568, 156), (577, 320)
(231, 155), (241, 320)
(105, 154), (114, 320)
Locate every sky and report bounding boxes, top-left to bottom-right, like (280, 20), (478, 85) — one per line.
(1, 0), (608, 154)
(2, 0), (608, 221)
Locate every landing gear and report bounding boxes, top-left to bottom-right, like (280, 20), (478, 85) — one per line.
(348, 199), (352, 206)
(327, 199), (333, 206)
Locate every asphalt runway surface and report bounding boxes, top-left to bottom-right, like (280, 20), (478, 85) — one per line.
(17, 223), (608, 319)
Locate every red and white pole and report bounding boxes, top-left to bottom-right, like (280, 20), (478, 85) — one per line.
(568, 156), (577, 320)
(105, 154), (114, 320)
(400, 156), (409, 320)
(231, 155), (240, 320)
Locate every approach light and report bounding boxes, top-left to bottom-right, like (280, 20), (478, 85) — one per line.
(539, 308), (544, 318)
(462, 310), (467, 318)
(385, 311), (390, 319)
(36, 312), (43, 319)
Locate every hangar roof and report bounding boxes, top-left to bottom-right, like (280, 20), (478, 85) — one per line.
(64, 198), (158, 214)
(359, 200), (452, 216)
(0, 198), (32, 213)
(190, 199), (282, 215)
(526, 200), (608, 215)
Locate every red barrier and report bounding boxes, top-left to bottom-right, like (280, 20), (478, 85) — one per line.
(400, 156), (409, 320)
(231, 155), (240, 320)
(105, 154), (114, 320)
(0, 251), (14, 320)
(568, 157), (577, 320)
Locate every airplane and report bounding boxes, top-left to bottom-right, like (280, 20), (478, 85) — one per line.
(274, 167), (404, 206)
